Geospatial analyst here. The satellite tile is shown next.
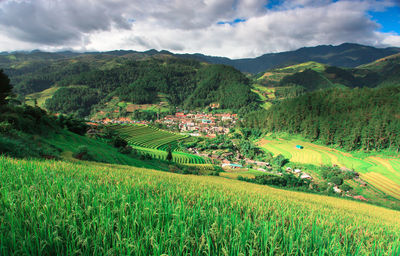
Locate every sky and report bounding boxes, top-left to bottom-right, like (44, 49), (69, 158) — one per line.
(0, 0), (399, 58)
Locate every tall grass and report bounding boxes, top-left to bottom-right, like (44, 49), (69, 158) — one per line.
(1, 156), (399, 255)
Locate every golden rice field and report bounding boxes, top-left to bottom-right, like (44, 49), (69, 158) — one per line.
(1, 156), (399, 255)
(258, 137), (400, 200)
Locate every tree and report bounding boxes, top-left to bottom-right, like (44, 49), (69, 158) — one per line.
(0, 70), (12, 106)
(166, 146), (173, 162)
(271, 154), (288, 167)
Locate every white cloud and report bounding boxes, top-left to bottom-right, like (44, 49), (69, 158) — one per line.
(0, 0), (398, 58)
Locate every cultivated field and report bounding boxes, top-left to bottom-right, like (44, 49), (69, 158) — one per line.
(111, 124), (212, 165)
(258, 136), (400, 200)
(1, 156), (399, 255)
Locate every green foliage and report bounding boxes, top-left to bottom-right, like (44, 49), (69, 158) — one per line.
(279, 69), (332, 91)
(0, 69), (12, 105)
(57, 115), (88, 135)
(329, 176), (343, 186)
(10, 56), (258, 117)
(275, 85), (306, 98)
(73, 145), (93, 160)
(340, 184), (353, 192)
(246, 87), (400, 152)
(271, 154), (288, 167)
(166, 147), (173, 162)
(238, 172), (308, 188)
(46, 87), (102, 117)
(185, 65), (257, 110)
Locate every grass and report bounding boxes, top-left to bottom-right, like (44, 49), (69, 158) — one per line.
(251, 84), (275, 109)
(257, 135), (400, 201)
(256, 62), (327, 84)
(25, 87), (60, 108)
(1, 156), (399, 255)
(40, 129), (167, 171)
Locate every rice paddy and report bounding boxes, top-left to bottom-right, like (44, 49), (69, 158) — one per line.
(258, 136), (400, 200)
(111, 124), (212, 165)
(1, 156), (399, 255)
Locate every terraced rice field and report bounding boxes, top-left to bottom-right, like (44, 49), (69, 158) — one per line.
(111, 124), (188, 151)
(1, 156), (399, 255)
(111, 124), (212, 165)
(258, 137), (400, 200)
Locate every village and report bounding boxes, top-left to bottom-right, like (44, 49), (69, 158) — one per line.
(90, 111), (238, 138)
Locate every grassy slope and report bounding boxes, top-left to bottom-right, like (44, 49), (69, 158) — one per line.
(257, 135), (400, 201)
(1, 156), (399, 255)
(256, 61), (327, 84)
(25, 87), (60, 108)
(41, 129), (166, 171)
(358, 53), (400, 71)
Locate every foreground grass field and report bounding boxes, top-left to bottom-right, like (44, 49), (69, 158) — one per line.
(258, 135), (400, 201)
(1, 156), (399, 255)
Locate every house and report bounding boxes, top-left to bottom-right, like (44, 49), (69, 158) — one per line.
(300, 173), (312, 180)
(333, 185), (342, 193)
(293, 169), (302, 174)
(296, 145), (304, 149)
(255, 161), (268, 166)
(286, 167), (292, 171)
(221, 163), (242, 169)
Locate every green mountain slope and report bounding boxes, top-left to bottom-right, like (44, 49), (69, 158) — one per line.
(3, 55), (257, 117)
(254, 55), (400, 102)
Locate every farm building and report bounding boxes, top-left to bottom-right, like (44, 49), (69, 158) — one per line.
(222, 163), (243, 169)
(300, 173), (312, 179)
(293, 169), (302, 174)
(333, 186), (342, 193)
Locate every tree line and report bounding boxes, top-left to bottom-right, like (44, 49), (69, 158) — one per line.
(245, 86), (400, 152)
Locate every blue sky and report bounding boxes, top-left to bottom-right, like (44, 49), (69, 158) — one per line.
(369, 5), (400, 33)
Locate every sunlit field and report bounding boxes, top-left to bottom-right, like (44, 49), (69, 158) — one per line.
(1, 156), (399, 255)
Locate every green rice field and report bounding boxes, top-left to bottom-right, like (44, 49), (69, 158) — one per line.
(111, 124), (212, 165)
(258, 136), (400, 200)
(1, 156), (399, 255)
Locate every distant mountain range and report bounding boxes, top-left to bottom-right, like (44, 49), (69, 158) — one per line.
(2, 43), (400, 74)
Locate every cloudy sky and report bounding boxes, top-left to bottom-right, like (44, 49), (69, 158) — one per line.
(0, 0), (399, 58)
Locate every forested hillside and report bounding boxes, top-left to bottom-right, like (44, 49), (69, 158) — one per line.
(245, 86), (400, 152)
(3, 55), (257, 117)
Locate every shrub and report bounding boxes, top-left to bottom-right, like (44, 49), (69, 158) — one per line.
(73, 145), (92, 160)
(272, 154), (288, 167)
(340, 184), (353, 192)
(329, 176), (343, 186)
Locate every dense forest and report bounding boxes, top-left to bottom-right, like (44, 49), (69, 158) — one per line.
(3, 56), (258, 117)
(245, 86), (400, 152)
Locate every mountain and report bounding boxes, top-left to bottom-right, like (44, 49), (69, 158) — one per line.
(2, 54), (258, 117)
(1, 43), (399, 74)
(255, 52), (400, 92)
(175, 43), (400, 73)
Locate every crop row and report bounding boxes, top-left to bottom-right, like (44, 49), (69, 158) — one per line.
(1, 156), (400, 255)
(361, 172), (400, 199)
(111, 124), (188, 151)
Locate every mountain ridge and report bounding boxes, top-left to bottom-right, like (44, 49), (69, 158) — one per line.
(2, 43), (400, 73)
